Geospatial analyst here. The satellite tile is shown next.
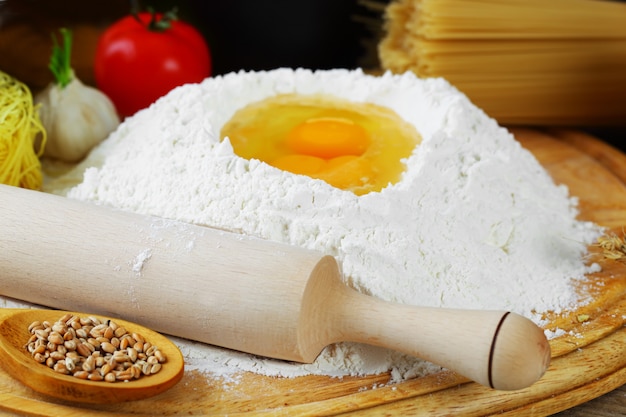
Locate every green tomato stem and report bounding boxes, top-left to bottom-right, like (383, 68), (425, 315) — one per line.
(49, 28), (74, 89)
(132, 6), (179, 32)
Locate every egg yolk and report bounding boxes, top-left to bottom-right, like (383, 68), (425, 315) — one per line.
(271, 154), (327, 176)
(285, 117), (369, 159)
(220, 94), (421, 195)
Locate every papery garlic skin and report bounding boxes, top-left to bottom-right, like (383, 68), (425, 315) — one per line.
(36, 78), (120, 162)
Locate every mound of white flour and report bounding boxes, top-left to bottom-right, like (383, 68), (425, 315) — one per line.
(35, 68), (601, 382)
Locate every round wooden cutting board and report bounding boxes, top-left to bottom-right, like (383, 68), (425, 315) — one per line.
(1, 128), (625, 416)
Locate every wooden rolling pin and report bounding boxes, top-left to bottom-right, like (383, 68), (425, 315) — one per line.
(0, 184), (550, 390)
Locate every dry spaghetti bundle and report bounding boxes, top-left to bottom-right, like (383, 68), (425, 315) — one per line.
(379, 0), (626, 125)
(0, 70), (47, 190)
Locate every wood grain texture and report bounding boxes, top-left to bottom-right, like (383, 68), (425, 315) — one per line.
(0, 128), (624, 416)
(554, 385), (626, 417)
(546, 129), (626, 417)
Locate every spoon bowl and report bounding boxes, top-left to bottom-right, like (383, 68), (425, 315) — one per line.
(0, 308), (184, 404)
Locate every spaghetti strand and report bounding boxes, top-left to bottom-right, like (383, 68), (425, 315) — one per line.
(380, 0), (626, 125)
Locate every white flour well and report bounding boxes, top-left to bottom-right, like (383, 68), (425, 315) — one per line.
(29, 69), (603, 382)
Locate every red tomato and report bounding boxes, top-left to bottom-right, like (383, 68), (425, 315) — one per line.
(95, 11), (211, 118)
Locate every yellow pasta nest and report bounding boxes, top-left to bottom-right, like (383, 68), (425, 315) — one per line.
(0, 70), (47, 190)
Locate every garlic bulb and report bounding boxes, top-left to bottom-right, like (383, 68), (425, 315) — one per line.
(35, 27), (120, 163)
(36, 78), (120, 162)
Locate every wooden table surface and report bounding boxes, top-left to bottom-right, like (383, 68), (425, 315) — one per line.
(548, 128), (626, 417)
(555, 384), (625, 416)
(1, 128), (625, 416)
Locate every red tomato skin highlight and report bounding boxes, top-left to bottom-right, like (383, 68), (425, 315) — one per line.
(95, 13), (211, 118)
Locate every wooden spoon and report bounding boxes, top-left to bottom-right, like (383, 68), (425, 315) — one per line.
(0, 308), (184, 404)
(0, 184), (550, 391)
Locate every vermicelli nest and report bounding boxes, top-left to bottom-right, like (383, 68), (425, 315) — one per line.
(0, 71), (47, 190)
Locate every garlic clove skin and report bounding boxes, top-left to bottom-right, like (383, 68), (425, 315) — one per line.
(36, 77), (120, 163)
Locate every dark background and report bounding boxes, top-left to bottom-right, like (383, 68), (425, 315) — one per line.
(0, 0), (624, 148)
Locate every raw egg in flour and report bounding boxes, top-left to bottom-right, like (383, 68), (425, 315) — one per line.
(220, 94), (421, 195)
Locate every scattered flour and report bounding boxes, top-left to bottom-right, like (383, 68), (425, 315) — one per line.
(15, 68), (603, 383)
(131, 248), (152, 274)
